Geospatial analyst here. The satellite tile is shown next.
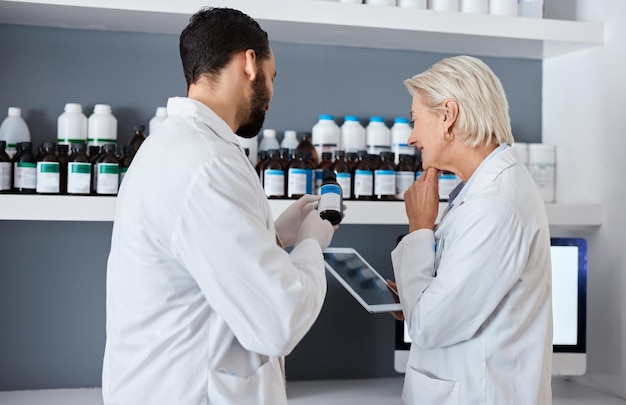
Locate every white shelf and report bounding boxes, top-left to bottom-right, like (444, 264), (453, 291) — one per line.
(0, 0), (604, 59)
(0, 194), (603, 226)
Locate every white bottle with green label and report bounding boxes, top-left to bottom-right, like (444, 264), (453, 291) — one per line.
(88, 104), (117, 147)
(0, 107), (31, 159)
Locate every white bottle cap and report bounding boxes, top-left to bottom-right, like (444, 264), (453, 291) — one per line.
(263, 129), (277, 138)
(8, 107), (21, 116)
(64, 103), (83, 113)
(284, 130), (297, 139)
(94, 104), (112, 114)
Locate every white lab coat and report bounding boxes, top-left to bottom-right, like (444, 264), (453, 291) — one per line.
(102, 97), (327, 404)
(392, 146), (552, 405)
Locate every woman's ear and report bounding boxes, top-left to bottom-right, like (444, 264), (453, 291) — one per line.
(442, 98), (458, 132)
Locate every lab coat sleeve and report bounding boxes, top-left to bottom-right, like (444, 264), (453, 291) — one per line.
(169, 157), (326, 357)
(392, 197), (529, 349)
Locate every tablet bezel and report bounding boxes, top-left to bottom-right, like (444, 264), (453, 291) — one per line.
(323, 247), (402, 313)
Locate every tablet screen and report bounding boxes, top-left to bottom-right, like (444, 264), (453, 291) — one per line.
(323, 249), (399, 309)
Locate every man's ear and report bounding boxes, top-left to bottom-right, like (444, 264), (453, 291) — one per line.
(243, 49), (258, 81)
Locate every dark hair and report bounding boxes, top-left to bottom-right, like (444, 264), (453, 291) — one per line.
(179, 7), (270, 88)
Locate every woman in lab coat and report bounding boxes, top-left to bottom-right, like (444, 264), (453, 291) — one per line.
(102, 7), (335, 405)
(391, 55), (552, 404)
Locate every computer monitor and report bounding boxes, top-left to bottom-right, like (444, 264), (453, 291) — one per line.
(394, 237), (587, 376)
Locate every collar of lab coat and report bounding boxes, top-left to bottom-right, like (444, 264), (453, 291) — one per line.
(454, 145), (522, 206)
(166, 96), (242, 149)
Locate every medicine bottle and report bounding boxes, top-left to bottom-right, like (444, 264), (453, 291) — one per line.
(287, 149), (313, 199)
(396, 154), (417, 200)
(237, 134), (259, 166)
(259, 129), (280, 152)
(346, 152), (358, 173)
(95, 143), (120, 195)
(149, 106), (167, 136)
(374, 151), (396, 201)
(340, 115), (366, 153)
(312, 114), (340, 164)
(438, 170), (459, 202)
(88, 145), (101, 164)
(57, 144), (69, 194)
(315, 152), (333, 195)
(333, 150), (352, 200)
(57, 103), (88, 148)
(353, 151), (373, 200)
(0, 140), (12, 192)
(12, 141), (37, 193)
(318, 170), (343, 225)
(67, 142), (92, 195)
(36, 142), (60, 194)
(129, 125), (146, 154)
(281, 130), (300, 151)
(262, 149), (285, 199)
(366, 116), (391, 155)
(0, 107), (31, 159)
(297, 132), (318, 166)
(88, 104), (117, 147)
(391, 117), (415, 165)
(118, 145), (135, 187)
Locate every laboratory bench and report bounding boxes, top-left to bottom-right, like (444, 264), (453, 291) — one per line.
(0, 377), (624, 404)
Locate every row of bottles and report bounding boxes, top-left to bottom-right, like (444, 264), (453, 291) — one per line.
(0, 138), (139, 196)
(0, 105), (167, 159)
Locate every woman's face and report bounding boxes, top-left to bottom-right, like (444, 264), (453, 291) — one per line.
(407, 96), (447, 171)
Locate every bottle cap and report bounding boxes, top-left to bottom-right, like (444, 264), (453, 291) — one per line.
(263, 129), (277, 138)
(394, 117), (409, 124)
(64, 103), (83, 113)
(369, 116), (385, 123)
(344, 115), (359, 122)
(321, 152), (332, 160)
(0, 140), (6, 148)
(71, 143), (87, 152)
(94, 104), (112, 114)
(319, 114), (335, 121)
(8, 107), (22, 116)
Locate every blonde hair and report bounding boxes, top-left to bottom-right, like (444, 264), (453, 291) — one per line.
(404, 55), (514, 147)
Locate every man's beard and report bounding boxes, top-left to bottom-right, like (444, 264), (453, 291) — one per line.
(236, 69), (270, 139)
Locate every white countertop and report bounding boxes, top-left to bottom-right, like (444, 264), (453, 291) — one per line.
(0, 377), (624, 404)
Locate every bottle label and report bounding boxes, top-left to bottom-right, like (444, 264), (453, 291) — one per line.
(14, 162), (37, 190)
(36, 162), (60, 193)
(67, 162), (92, 194)
(396, 171), (415, 199)
(287, 168), (308, 197)
(0, 162), (11, 190)
(375, 169), (396, 196)
(263, 169), (284, 197)
(96, 163), (119, 194)
(336, 172), (352, 198)
(354, 169), (373, 197)
(438, 173), (459, 200)
(319, 184), (342, 213)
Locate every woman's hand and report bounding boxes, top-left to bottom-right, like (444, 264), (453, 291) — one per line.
(404, 167), (440, 233)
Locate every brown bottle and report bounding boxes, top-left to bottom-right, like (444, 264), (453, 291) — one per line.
(255, 150), (269, 177)
(36, 141), (60, 194)
(118, 145), (135, 187)
(95, 143), (119, 195)
(67, 143), (92, 195)
(57, 143), (69, 194)
(353, 151), (373, 200)
(395, 154), (417, 200)
(286, 149), (311, 199)
(297, 133), (318, 166)
(261, 149), (285, 199)
(332, 150), (352, 200)
(0, 140), (12, 192)
(129, 125), (146, 153)
(12, 142), (37, 193)
(315, 152), (333, 195)
(374, 151), (396, 201)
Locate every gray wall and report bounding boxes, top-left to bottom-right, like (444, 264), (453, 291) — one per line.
(0, 24), (542, 390)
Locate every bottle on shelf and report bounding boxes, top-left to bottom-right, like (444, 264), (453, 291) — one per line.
(297, 132), (318, 167)
(67, 142), (92, 195)
(118, 145), (135, 187)
(12, 141), (36, 193)
(0, 140), (12, 192)
(0, 107), (31, 159)
(332, 150), (352, 200)
(57, 103), (88, 149)
(395, 153), (417, 200)
(391, 117), (415, 165)
(315, 152), (334, 195)
(255, 150), (269, 176)
(88, 104), (117, 147)
(237, 134), (260, 166)
(374, 151), (396, 200)
(438, 170), (460, 202)
(129, 124), (146, 153)
(36, 142), (60, 194)
(340, 115), (366, 153)
(57, 144), (69, 194)
(88, 145), (102, 164)
(353, 151), (374, 200)
(318, 170), (343, 225)
(286, 149), (313, 199)
(312, 114), (340, 164)
(95, 143), (120, 195)
(261, 149), (285, 199)
(366, 116), (391, 155)
(148, 106), (167, 136)
(346, 152), (359, 173)
(281, 130), (300, 150)
(259, 129), (280, 152)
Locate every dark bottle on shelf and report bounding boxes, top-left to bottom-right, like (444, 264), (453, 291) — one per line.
(375, 151), (396, 201)
(36, 141), (60, 194)
(353, 150), (373, 200)
(118, 145), (135, 187)
(129, 125), (146, 153)
(286, 149), (312, 199)
(262, 149), (285, 199)
(95, 143), (119, 195)
(255, 150), (269, 177)
(297, 132), (318, 166)
(12, 142), (36, 193)
(67, 143), (92, 195)
(0, 140), (12, 193)
(333, 150), (352, 200)
(315, 152), (333, 195)
(395, 153), (417, 200)
(57, 143), (69, 194)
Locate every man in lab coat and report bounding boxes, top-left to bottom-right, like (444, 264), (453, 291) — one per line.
(102, 7), (336, 404)
(391, 56), (552, 404)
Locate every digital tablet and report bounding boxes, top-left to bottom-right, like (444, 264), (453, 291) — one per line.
(323, 247), (402, 313)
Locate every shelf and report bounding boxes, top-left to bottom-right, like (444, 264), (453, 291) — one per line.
(0, 194), (603, 226)
(0, 0), (604, 59)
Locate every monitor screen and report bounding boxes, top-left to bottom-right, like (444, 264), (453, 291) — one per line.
(395, 237), (587, 376)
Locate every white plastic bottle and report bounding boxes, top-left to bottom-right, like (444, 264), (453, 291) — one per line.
(340, 115), (366, 153)
(528, 143), (556, 203)
(149, 106), (167, 136)
(429, 0), (459, 11)
(237, 134), (259, 166)
(460, 0), (487, 13)
(312, 114), (340, 163)
(88, 104), (117, 147)
(57, 103), (88, 147)
(398, 0), (427, 8)
(259, 129), (280, 152)
(391, 117), (415, 164)
(0, 107), (31, 158)
(281, 130), (300, 150)
(366, 116), (391, 155)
